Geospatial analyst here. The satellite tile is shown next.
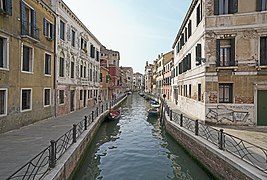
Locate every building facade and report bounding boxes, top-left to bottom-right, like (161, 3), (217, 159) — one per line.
(162, 51), (174, 100)
(100, 66), (109, 101)
(172, 0), (267, 125)
(144, 61), (154, 93)
(47, 0), (101, 115)
(133, 72), (144, 91)
(121, 67), (133, 92)
(0, 0), (56, 133)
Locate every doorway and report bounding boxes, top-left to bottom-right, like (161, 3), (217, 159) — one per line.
(257, 90), (267, 125)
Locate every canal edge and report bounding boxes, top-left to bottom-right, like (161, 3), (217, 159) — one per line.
(163, 110), (266, 180)
(43, 96), (128, 180)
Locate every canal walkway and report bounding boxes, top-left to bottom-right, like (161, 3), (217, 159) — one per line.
(166, 99), (267, 150)
(0, 94), (267, 179)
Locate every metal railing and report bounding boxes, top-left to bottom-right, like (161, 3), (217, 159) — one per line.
(162, 101), (267, 175)
(7, 94), (126, 179)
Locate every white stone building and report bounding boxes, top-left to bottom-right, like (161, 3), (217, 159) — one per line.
(47, 0), (101, 115)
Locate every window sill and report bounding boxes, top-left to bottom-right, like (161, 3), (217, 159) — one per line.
(44, 105), (51, 108)
(21, 71), (34, 74)
(0, 113), (7, 117)
(21, 109), (32, 113)
(0, 67), (9, 71)
(216, 66), (238, 71)
(44, 74), (52, 77)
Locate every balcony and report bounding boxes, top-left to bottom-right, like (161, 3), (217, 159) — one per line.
(21, 21), (40, 41)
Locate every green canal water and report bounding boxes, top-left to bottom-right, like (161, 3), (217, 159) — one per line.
(72, 93), (212, 180)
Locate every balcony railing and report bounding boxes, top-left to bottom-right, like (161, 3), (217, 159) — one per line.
(21, 21), (40, 40)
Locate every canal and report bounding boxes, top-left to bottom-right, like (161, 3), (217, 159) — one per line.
(72, 93), (212, 180)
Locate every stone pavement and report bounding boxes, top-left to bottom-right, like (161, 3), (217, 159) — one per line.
(165, 99), (267, 150)
(0, 106), (96, 180)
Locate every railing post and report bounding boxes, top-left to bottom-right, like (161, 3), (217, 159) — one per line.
(84, 116), (87, 130)
(49, 140), (56, 168)
(180, 114), (183, 127)
(73, 124), (77, 143)
(195, 120), (199, 136)
(170, 110), (172, 121)
(110, 101), (112, 109)
(92, 111), (94, 122)
(106, 102), (108, 110)
(218, 129), (225, 150)
(102, 104), (104, 113)
(96, 107), (99, 117)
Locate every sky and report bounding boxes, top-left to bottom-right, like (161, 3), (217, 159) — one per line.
(64, 0), (190, 73)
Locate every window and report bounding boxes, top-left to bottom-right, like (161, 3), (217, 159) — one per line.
(44, 53), (51, 75)
(196, 4), (201, 26)
(189, 84), (192, 98)
(257, 0), (267, 11)
(81, 37), (87, 52)
(83, 65), (86, 78)
(196, 44), (202, 66)
(0, 36), (8, 69)
(96, 50), (99, 61)
(216, 39), (235, 66)
(90, 44), (95, 58)
(22, 45), (33, 72)
(184, 85), (187, 97)
(198, 84), (201, 101)
(0, 0), (12, 15)
(21, 1), (38, 39)
(185, 28), (188, 42)
(59, 56), (64, 77)
(71, 30), (75, 47)
(80, 64), (83, 78)
(214, 0), (238, 15)
(100, 73), (102, 82)
(219, 83), (233, 103)
(71, 60), (74, 78)
(260, 37), (267, 65)
(188, 20), (192, 38)
(59, 90), (64, 104)
(80, 90), (83, 100)
(0, 89), (7, 116)
(21, 89), (31, 111)
(43, 18), (54, 40)
(44, 88), (50, 106)
(60, 20), (65, 40)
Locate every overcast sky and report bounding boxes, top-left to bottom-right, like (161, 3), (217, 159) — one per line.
(64, 0), (190, 73)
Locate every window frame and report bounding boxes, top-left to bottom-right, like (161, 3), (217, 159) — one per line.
(59, 90), (64, 105)
(260, 36), (267, 66)
(44, 52), (52, 76)
(0, 88), (8, 117)
(59, 55), (65, 77)
(43, 88), (51, 107)
(60, 20), (65, 41)
(21, 88), (32, 112)
(21, 43), (34, 73)
(0, 35), (9, 70)
(219, 83), (233, 103)
(71, 29), (75, 47)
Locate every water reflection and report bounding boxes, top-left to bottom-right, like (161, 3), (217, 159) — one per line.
(72, 93), (212, 180)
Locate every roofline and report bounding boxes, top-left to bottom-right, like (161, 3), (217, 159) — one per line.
(60, 0), (102, 46)
(172, 0), (198, 49)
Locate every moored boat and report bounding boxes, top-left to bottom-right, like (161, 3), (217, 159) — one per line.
(147, 107), (159, 116)
(107, 109), (121, 120)
(150, 100), (160, 108)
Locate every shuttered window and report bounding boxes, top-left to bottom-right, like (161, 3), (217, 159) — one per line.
(216, 38), (235, 67)
(0, 0), (12, 16)
(219, 83), (233, 103)
(260, 37), (267, 65)
(43, 18), (54, 40)
(188, 20), (192, 38)
(196, 44), (202, 66)
(60, 20), (65, 40)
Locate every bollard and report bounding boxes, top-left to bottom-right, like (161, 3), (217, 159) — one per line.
(170, 110), (172, 121)
(49, 140), (56, 168)
(92, 111), (94, 122)
(84, 116), (87, 130)
(218, 129), (225, 150)
(73, 124), (77, 143)
(180, 114), (183, 127)
(195, 120), (199, 136)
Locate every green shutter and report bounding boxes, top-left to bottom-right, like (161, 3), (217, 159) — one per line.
(7, 0), (12, 16)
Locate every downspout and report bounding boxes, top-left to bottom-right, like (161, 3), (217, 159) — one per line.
(53, 13), (57, 117)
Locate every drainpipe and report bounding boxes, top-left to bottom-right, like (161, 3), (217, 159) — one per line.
(53, 13), (57, 117)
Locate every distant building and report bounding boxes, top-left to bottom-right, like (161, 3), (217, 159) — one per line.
(144, 61), (154, 93)
(100, 66), (109, 101)
(47, 0), (101, 115)
(121, 67), (133, 91)
(0, 0), (56, 133)
(162, 51), (174, 100)
(172, 0), (267, 125)
(133, 72), (144, 91)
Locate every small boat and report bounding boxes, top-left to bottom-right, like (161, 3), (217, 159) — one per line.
(107, 109), (121, 120)
(139, 92), (144, 97)
(151, 101), (160, 108)
(127, 91), (132, 95)
(147, 108), (159, 116)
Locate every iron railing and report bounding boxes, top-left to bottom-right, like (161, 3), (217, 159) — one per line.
(21, 21), (40, 40)
(7, 94), (126, 179)
(161, 99), (267, 175)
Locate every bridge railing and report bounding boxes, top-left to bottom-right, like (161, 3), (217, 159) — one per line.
(7, 94), (127, 180)
(162, 101), (267, 175)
